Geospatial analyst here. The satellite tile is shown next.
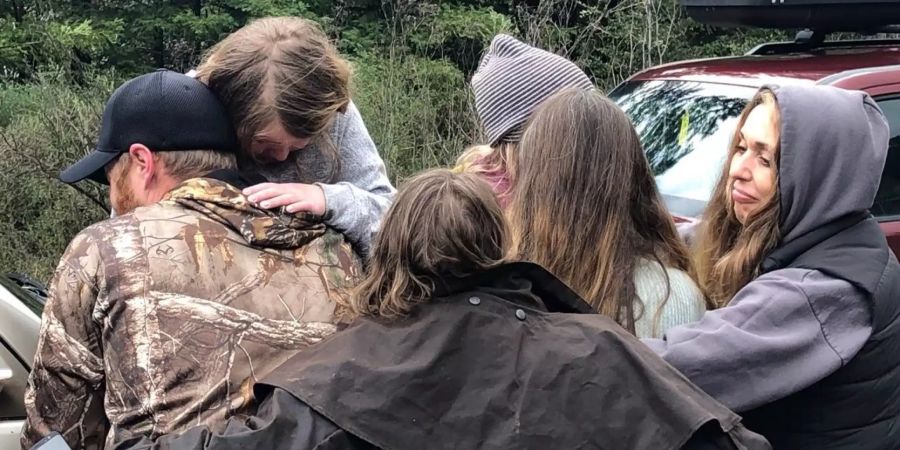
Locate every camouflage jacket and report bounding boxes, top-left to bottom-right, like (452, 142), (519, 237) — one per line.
(21, 176), (360, 450)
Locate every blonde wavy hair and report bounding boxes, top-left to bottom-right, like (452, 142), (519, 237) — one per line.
(454, 142), (517, 204)
(343, 169), (508, 320)
(692, 89), (782, 307)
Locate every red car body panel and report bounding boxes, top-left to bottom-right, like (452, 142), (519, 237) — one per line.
(632, 47), (900, 85)
(621, 44), (900, 256)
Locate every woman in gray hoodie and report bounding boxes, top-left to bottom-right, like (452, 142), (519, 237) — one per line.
(506, 88), (708, 339)
(644, 84), (900, 449)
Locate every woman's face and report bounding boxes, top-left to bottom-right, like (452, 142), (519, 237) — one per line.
(248, 120), (312, 164)
(727, 102), (780, 224)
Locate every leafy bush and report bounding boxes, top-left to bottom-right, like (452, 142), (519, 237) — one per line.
(0, 72), (114, 280)
(0, 17), (123, 81)
(406, 5), (514, 74)
(352, 52), (478, 181)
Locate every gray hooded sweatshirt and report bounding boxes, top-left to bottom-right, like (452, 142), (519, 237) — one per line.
(246, 101), (395, 256)
(644, 84), (891, 414)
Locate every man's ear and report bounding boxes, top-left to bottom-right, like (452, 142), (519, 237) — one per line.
(128, 143), (157, 186)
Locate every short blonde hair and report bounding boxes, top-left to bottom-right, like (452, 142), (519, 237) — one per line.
(454, 142), (516, 204)
(118, 149), (237, 183)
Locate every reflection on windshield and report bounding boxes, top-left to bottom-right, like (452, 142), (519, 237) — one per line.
(0, 276), (43, 316)
(655, 116), (738, 201)
(610, 80), (755, 213)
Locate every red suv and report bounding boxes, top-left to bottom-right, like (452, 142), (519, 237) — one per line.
(609, 34), (900, 256)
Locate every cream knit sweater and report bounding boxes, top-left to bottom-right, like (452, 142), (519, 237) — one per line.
(633, 258), (706, 339)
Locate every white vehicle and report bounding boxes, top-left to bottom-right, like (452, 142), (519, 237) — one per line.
(0, 274), (44, 449)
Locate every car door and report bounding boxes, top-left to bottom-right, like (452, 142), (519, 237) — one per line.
(869, 94), (900, 258)
(0, 336), (28, 449)
(0, 277), (43, 448)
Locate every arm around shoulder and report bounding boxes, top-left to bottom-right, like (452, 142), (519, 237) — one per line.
(642, 269), (872, 412)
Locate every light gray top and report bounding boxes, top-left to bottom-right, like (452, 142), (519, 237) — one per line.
(247, 101), (395, 256)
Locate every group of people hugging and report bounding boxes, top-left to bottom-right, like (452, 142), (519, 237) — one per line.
(20, 15), (900, 450)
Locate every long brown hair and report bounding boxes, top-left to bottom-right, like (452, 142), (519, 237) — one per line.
(693, 89), (782, 307)
(344, 169), (508, 320)
(196, 17), (351, 173)
(507, 88), (697, 333)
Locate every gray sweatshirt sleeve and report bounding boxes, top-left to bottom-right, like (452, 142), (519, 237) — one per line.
(643, 269), (872, 412)
(318, 101), (396, 256)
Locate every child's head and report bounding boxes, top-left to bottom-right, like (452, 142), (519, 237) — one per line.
(196, 17), (351, 165)
(347, 169), (507, 320)
(460, 34), (593, 205)
(471, 34), (593, 147)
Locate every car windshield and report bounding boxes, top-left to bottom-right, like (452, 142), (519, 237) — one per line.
(609, 80), (758, 217)
(0, 276), (43, 316)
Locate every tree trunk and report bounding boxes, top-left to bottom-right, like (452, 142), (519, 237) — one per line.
(12, 0), (24, 22)
(153, 28), (166, 68)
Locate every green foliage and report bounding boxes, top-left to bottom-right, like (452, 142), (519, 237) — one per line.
(352, 52), (477, 181)
(406, 5), (514, 73)
(0, 17), (122, 81)
(0, 0), (808, 279)
(667, 23), (791, 62)
(0, 72), (114, 280)
(219, 0), (312, 17)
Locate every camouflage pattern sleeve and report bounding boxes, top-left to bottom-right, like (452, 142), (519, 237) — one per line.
(21, 230), (108, 450)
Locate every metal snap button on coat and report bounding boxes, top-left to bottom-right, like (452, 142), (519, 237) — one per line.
(515, 309), (526, 320)
(468, 296), (481, 305)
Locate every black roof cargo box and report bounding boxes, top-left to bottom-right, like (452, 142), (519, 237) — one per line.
(681, 0), (900, 31)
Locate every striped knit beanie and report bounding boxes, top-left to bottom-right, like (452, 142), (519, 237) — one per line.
(472, 34), (594, 146)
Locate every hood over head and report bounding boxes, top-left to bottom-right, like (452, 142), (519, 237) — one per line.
(766, 84), (889, 245)
(164, 176), (326, 249)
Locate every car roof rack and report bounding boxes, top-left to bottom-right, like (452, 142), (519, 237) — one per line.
(747, 28), (900, 56)
(681, 0), (900, 31)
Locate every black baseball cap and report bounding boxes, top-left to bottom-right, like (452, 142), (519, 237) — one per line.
(60, 69), (239, 184)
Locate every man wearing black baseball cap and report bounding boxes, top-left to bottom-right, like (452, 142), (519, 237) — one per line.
(59, 68), (240, 185)
(22, 70), (360, 450)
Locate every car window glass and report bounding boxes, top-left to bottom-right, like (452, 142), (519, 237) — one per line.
(610, 80), (756, 216)
(0, 277), (43, 316)
(874, 97), (900, 218)
(0, 340), (27, 420)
